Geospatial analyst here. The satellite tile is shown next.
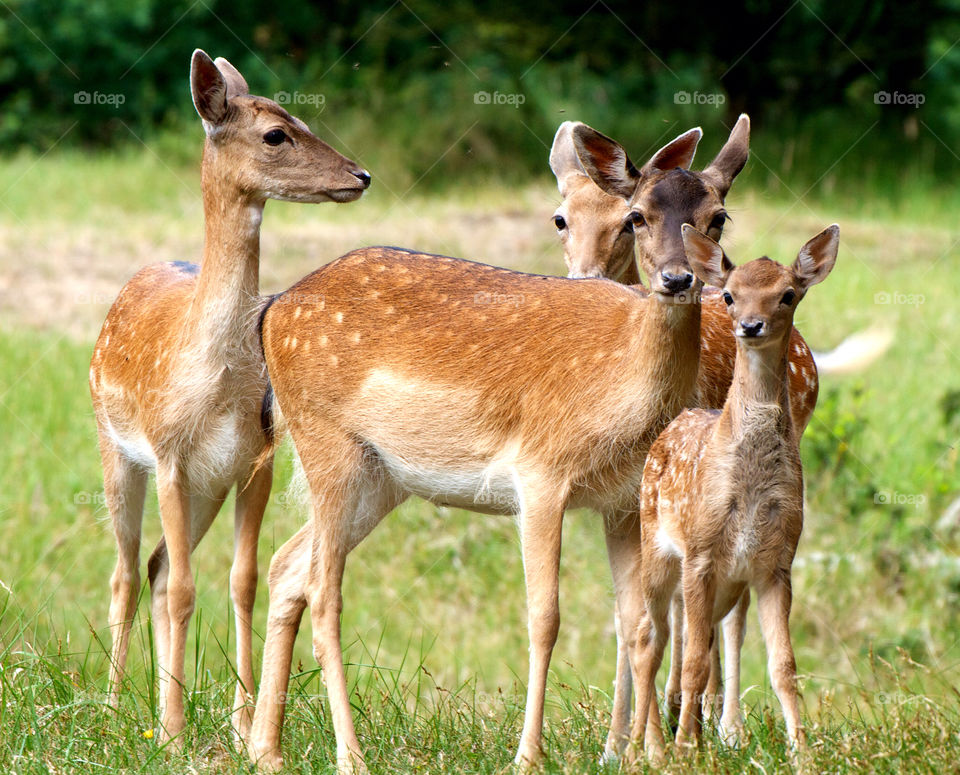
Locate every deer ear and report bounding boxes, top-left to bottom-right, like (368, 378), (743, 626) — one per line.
(702, 113), (750, 197)
(681, 224), (733, 287)
(550, 121), (589, 197)
(572, 124), (641, 200)
(793, 224), (839, 290)
(191, 49), (228, 128)
(214, 56), (249, 99)
(641, 127), (702, 174)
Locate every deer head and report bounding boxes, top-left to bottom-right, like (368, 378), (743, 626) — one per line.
(563, 116), (750, 297)
(682, 223), (840, 347)
(190, 49), (370, 204)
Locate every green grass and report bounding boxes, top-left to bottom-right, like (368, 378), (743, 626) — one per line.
(1, 148), (959, 771)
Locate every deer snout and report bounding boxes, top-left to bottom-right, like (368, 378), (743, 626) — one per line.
(738, 319), (766, 338)
(352, 169), (372, 189)
(660, 270), (695, 294)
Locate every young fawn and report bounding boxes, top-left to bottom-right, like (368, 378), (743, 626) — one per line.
(89, 50), (369, 746)
(630, 224), (840, 760)
(554, 116), (819, 750)
(246, 129), (750, 773)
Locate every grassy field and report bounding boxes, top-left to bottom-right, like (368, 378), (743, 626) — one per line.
(0, 144), (959, 772)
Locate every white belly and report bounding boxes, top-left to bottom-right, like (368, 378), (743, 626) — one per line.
(375, 445), (520, 515)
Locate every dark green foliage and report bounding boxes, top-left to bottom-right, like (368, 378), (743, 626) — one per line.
(2, 1), (960, 191)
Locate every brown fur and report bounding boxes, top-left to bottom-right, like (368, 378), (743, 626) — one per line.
(89, 49), (368, 747)
(628, 225), (839, 761)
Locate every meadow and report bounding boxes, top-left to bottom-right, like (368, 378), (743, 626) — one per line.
(0, 141), (958, 772)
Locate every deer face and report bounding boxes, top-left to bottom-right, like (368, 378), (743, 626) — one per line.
(682, 223), (840, 349)
(190, 50), (371, 204)
(567, 117), (750, 299)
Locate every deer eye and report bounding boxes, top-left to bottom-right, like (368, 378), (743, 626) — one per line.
(709, 212), (727, 235)
(263, 129), (287, 146)
(722, 290), (734, 305)
(553, 215), (567, 231)
(780, 289), (796, 306)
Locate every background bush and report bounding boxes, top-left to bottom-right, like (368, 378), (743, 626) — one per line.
(3, 0), (960, 193)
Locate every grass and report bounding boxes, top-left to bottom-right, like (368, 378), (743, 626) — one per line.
(0, 146), (959, 771)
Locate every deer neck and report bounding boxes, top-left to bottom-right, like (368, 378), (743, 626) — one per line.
(633, 292), (702, 406)
(722, 334), (793, 442)
(190, 152), (265, 351)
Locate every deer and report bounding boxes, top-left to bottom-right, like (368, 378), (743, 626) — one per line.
(549, 116), (820, 753)
(627, 223), (839, 762)
(244, 121), (751, 774)
(88, 49), (370, 748)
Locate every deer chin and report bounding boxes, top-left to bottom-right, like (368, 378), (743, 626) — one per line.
(326, 186), (367, 203)
(265, 187), (366, 204)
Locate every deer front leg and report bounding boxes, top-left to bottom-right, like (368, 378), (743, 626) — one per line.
(755, 575), (805, 750)
(514, 495), (565, 769)
(676, 564), (716, 749)
(248, 524), (310, 772)
(720, 588), (749, 745)
(231, 459), (273, 745)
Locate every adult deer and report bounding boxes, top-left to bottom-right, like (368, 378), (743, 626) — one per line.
(89, 49), (370, 747)
(551, 117), (807, 752)
(629, 224), (839, 761)
(246, 126), (752, 773)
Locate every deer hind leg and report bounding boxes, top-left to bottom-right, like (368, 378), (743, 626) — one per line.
(230, 458), (274, 745)
(304, 442), (400, 774)
(719, 588), (749, 745)
(513, 487), (567, 769)
(755, 576), (804, 751)
(664, 593), (684, 734)
(602, 510), (644, 762)
(248, 523), (311, 772)
(149, 470), (227, 748)
(602, 602), (633, 762)
(99, 430), (148, 710)
(703, 625), (722, 725)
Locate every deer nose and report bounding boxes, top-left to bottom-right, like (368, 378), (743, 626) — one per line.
(740, 319), (765, 337)
(661, 271), (694, 294)
(353, 169), (371, 188)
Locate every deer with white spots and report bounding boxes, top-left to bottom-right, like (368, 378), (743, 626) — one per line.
(628, 223), (839, 762)
(245, 125), (757, 773)
(550, 117), (826, 755)
(88, 49), (370, 747)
